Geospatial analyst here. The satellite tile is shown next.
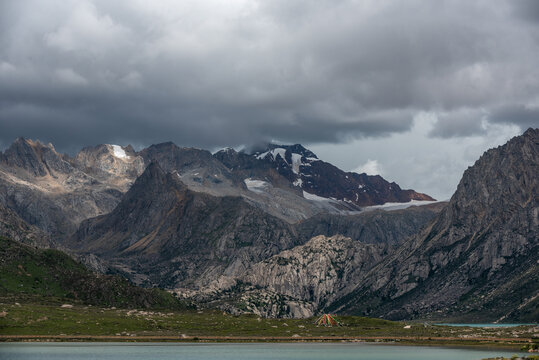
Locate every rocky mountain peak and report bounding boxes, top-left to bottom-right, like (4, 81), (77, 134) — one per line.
(134, 161), (168, 187)
(138, 142), (216, 172)
(248, 142), (434, 206)
(73, 144), (144, 189)
(119, 161), (188, 200)
(1, 137), (72, 176)
(252, 144), (319, 171)
(331, 128), (538, 321)
(445, 126), (538, 229)
(254, 144), (319, 162)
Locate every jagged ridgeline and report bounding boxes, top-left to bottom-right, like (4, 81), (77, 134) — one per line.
(0, 236), (188, 310)
(0, 138), (435, 244)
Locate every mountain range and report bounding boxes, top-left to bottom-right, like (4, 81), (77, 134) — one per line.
(0, 128), (537, 321)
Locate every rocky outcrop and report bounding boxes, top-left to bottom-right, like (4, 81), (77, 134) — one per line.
(244, 235), (390, 309)
(330, 128), (539, 322)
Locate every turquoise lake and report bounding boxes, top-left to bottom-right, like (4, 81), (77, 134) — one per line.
(0, 342), (527, 360)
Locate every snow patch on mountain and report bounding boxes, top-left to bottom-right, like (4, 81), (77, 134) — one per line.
(362, 199), (440, 211)
(291, 153), (302, 174)
(256, 148), (288, 163)
(244, 178), (269, 193)
(273, 148), (287, 162)
(303, 191), (332, 202)
(111, 145), (129, 159)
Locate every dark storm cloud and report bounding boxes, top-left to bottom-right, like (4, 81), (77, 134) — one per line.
(489, 104), (539, 129)
(0, 0), (538, 153)
(429, 108), (488, 138)
(512, 0), (539, 23)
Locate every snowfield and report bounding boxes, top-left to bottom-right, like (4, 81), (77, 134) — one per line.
(111, 145), (129, 159)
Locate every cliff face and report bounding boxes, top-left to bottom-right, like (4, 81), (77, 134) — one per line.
(330, 128), (539, 322)
(243, 235), (391, 308)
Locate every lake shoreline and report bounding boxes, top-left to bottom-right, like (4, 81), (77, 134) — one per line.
(0, 334), (533, 349)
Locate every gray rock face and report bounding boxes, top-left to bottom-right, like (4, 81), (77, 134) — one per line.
(244, 235), (390, 308)
(0, 202), (53, 248)
(330, 128), (539, 322)
(0, 139), (140, 240)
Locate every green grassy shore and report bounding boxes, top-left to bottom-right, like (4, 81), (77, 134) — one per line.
(0, 297), (537, 349)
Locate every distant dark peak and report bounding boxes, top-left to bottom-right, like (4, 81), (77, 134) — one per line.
(78, 144), (110, 156)
(1, 137), (68, 176)
(269, 144), (316, 157)
(141, 142), (211, 156)
(213, 147), (259, 171)
(126, 161), (172, 194)
(213, 148), (236, 160)
(136, 161), (187, 190)
(124, 144), (135, 153)
(253, 144), (319, 161)
(142, 141), (178, 153)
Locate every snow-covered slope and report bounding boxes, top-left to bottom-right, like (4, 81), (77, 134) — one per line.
(251, 144), (435, 207)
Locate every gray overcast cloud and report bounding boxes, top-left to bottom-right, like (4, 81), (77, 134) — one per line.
(0, 0), (538, 198)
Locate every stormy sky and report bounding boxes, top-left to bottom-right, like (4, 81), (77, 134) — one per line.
(1, 1), (538, 199)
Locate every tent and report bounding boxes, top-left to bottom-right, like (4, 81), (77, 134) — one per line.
(315, 314), (339, 327)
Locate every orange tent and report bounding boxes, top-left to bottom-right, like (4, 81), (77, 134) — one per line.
(315, 314), (339, 327)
